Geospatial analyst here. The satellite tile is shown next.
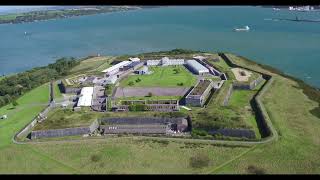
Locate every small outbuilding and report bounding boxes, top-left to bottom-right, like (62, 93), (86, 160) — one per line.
(134, 66), (149, 75)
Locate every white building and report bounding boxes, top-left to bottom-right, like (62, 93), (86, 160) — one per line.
(186, 60), (210, 75)
(105, 75), (118, 84)
(146, 59), (161, 66)
(193, 56), (206, 61)
(77, 87), (94, 107)
(146, 57), (184, 66)
(102, 61), (132, 75)
(129, 57), (140, 62)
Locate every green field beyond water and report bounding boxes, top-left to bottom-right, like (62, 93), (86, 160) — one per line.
(120, 66), (197, 87)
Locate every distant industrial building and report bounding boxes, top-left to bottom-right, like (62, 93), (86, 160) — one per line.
(77, 87), (94, 107)
(146, 57), (185, 66)
(186, 60), (210, 75)
(102, 61), (132, 76)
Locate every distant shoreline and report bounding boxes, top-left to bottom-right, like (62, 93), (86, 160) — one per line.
(0, 6), (160, 25)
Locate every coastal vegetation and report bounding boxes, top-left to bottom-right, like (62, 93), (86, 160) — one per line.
(0, 57), (79, 108)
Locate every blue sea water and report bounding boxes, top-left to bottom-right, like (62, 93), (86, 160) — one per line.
(0, 6), (320, 87)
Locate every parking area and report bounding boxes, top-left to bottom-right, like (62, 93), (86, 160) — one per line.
(113, 87), (190, 98)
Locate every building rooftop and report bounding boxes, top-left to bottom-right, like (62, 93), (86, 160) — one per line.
(186, 60), (209, 73)
(102, 61), (131, 73)
(189, 80), (211, 96)
(129, 57), (140, 62)
(77, 87), (94, 107)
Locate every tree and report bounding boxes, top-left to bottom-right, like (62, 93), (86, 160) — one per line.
(12, 100), (18, 107)
(147, 92), (153, 97)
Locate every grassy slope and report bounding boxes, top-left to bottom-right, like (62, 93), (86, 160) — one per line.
(29, 138), (248, 174)
(34, 108), (98, 131)
(53, 81), (62, 99)
(0, 84), (250, 173)
(212, 54), (320, 174)
(229, 90), (261, 139)
(119, 66), (197, 87)
(70, 56), (111, 74)
(0, 83), (49, 146)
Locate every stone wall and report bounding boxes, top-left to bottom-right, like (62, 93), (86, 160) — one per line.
(31, 127), (91, 139)
(223, 84), (234, 106)
(29, 118), (100, 139)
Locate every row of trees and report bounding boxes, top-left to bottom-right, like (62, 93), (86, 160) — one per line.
(0, 57), (79, 108)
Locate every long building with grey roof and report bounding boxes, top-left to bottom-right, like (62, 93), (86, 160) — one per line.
(186, 60), (210, 75)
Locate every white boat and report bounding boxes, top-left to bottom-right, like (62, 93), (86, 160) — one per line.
(273, 8), (281, 11)
(234, 26), (250, 31)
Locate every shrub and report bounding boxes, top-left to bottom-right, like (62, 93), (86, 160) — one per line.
(147, 92), (153, 97)
(247, 165), (266, 174)
(128, 104), (146, 111)
(177, 82), (184, 86)
(189, 153), (210, 168)
(191, 128), (209, 137)
(90, 154), (101, 162)
(135, 78), (141, 82)
(128, 81), (134, 86)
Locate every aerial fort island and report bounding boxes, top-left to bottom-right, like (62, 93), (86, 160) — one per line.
(0, 49), (319, 174)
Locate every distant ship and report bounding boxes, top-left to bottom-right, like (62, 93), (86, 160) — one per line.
(234, 26), (250, 31)
(273, 8), (281, 11)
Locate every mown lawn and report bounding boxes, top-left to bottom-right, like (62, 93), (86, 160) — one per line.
(120, 66), (197, 87)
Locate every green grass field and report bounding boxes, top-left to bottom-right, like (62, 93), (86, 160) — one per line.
(70, 56), (111, 74)
(53, 81), (63, 99)
(120, 66), (197, 87)
(34, 108), (98, 131)
(0, 83), (49, 147)
(229, 90), (261, 139)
